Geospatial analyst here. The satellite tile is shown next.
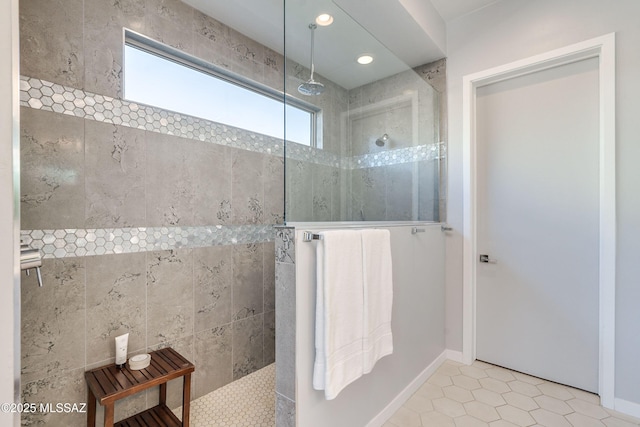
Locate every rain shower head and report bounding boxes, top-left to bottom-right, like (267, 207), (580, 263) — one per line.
(375, 133), (389, 147)
(298, 24), (325, 96)
(298, 79), (325, 96)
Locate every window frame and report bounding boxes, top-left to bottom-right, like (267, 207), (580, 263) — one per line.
(123, 29), (321, 148)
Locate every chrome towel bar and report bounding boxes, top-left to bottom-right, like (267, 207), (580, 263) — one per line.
(303, 225), (450, 242)
(303, 231), (323, 242)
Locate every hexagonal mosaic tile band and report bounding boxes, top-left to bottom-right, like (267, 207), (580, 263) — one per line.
(347, 142), (446, 169)
(20, 76), (445, 170)
(20, 225), (275, 259)
(174, 363), (275, 426)
(19, 76), (339, 168)
(385, 359), (640, 427)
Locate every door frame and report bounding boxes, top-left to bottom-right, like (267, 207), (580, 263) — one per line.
(1, 0), (20, 426)
(461, 33), (616, 407)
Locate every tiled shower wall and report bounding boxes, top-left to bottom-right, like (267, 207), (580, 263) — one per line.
(18, 0), (301, 425)
(285, 59), (446, 223)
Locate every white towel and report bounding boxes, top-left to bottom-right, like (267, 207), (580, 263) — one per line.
(362, 229), (394, 373)
(313, 230), (365, 400)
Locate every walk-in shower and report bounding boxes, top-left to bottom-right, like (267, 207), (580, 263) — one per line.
(17, 0), (446, 424)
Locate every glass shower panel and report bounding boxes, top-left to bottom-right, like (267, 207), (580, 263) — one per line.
(284, 0), (442, 223)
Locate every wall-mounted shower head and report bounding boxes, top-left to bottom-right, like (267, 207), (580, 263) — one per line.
(375, 133), (389, 147)
(298, 23), (325, 96)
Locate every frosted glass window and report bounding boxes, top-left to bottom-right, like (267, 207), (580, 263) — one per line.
(124, 43), (315, 146)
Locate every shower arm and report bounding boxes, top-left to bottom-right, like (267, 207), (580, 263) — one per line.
(309, 23), (317, 80)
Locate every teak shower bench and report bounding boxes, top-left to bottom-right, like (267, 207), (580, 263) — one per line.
(85, 347), (195, 427)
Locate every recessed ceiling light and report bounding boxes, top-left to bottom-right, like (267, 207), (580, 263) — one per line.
(357, 55), (374, 65)
(315, 13), (334, 26)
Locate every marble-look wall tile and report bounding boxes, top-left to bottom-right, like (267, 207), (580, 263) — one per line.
(84, 0), (146, 98)
(194, 325), (233, 399)
(114, 393), (150, 425)
(192, 141), (232, 226)
(341, 59), (445, 222)
(264, 310), (276, 366)
(275, 228), (295, 264)
(311, 163), (335, 222)
(232, 148), (264, 225)
(21, 258), (85, 384)
(193, 246), (232, 333)
(145, 0), (195, 55)
(415, 59), (446, 94)
(85, 253), (147, 365)
(439, 151), (447, 222)
(275, 262), (295, 400)
(285, 60), (309, 98)
(20, 0), (84, 89)
(331, 167), (343, 221)
(20, 108), (85, 230)
(325, 85), (349, 158)
(18, 0), (301, 416)
(85, 120), (146, 227)
(285, 159), (312, 222)
(221, 30), (267, 83)
(145, 133), (195, 227)
(146, 250), (194, 346)
(416, 59), (447, 221)
(264, 47), (285, 92)
(194, 11), (267, 84)
(264, 244), (276, 373)
(418, 159), (440, 222)
(263, 242), (276, 313)
(93, 391), (149, 425)
(21, 368), (86, 427)
(232, 314), (264, 380)
(148, 335), (195, 410)
(264, 154), (285, 225)
(232, 243), (264, 321)
(386, 163), (414, 221)
(276, 393), (296, 427)
(192, 10), (230, 49)
(350, 167), (387, 221)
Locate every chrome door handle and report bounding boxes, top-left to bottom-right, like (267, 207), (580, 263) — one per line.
(479, 254), (497, 264)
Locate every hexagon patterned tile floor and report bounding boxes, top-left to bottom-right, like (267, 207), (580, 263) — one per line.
(384, 360), (640, 427)
(175, 363), (275, 427)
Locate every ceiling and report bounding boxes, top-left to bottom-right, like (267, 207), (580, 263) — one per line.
(182, 0), (499, 90)
(430, 0), (500, 22)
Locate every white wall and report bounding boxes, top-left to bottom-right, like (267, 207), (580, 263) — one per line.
(0, 0), (19, 426)
(294, 224), (446, 426)
(445, 0), (640, 406)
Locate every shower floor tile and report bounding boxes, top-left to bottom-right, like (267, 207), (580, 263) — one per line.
(174, 363), (275, 426)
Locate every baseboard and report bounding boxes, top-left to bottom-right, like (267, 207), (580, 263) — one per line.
(445, 350), (464, 364)
(614, 398), (640, 420)
(366, 350), (449, 427)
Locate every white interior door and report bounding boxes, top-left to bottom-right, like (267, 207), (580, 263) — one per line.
(475, 57), (600, 393)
